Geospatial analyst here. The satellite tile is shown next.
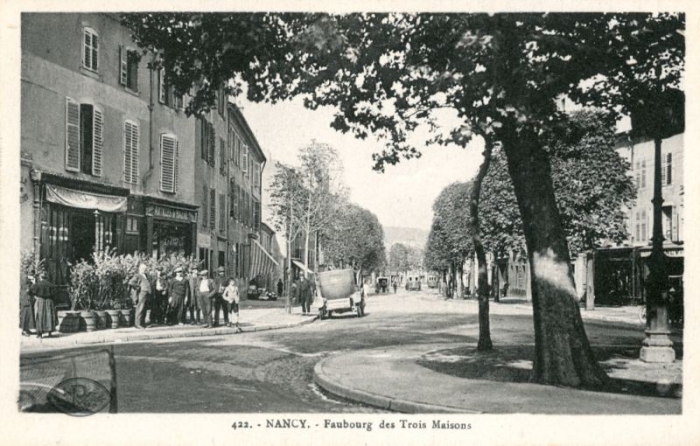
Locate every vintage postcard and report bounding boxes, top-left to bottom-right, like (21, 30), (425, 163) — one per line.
(1, 1), (697, 445)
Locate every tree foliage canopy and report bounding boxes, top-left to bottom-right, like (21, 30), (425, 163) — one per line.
(322, 203), (386, 273)
(480, 110), (636, 257)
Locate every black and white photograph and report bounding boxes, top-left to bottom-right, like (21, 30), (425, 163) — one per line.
(1, 1), (698, 445)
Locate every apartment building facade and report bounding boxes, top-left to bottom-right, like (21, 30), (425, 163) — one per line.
(21, 13), (197, 305)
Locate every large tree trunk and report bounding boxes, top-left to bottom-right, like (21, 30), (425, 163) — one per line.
(456, 260), (463, 299)
(469, 140), (494, 351)
(500, 122), (607, 387)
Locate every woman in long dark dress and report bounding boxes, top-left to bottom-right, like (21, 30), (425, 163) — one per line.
(20, 275), (36, 336)
(29, 272), (57, 338)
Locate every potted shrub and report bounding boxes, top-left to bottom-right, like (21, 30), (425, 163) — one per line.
(69, 259), (99, 332)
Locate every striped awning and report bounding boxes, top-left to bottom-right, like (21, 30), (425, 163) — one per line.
(249, 239), (279, 278)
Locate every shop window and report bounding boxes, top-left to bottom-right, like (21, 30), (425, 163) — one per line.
(159, 134), (178, 193)
(119, 47), (139, 92)
(124, 120), (139, 184)
(65, 98), (103, 176)
(126, 216), (140, 234)
(83, 27), (99, 72)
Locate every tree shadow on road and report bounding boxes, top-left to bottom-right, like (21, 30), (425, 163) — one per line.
(417, 345), (682, 399)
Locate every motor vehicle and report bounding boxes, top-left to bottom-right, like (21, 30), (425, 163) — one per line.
(315, 268), (365, 319)
(376, 277), (389, 293)
(427, 275), (438, 289)
(405, 276), (422, 291)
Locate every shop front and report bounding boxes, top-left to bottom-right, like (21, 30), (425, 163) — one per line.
(30, 171), (130, 306)
(143, 198), (198, 259)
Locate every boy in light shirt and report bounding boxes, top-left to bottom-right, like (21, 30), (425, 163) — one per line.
(222, 278), (241, 330)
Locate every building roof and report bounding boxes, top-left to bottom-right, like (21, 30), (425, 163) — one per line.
(228, 102), (266, 163)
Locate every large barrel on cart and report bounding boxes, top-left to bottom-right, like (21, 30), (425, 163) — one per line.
(316, 269), (365, 319)
(317, 269), (356, 299)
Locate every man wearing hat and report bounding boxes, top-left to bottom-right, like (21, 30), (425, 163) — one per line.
(213, 266), (230, 327)
(167, 266), (190, 325)
(151, 267), (169, 325)
(128, 263), (152, 329)
(195, 269), (216, 328)
(187, 266), (201, 325)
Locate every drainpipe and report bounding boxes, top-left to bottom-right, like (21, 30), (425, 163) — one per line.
(142, 60), (156, 187)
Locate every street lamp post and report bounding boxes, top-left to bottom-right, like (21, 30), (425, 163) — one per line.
(639, 137), (675, 363)
(631, 89), (683, 363)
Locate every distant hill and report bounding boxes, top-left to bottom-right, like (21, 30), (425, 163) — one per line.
(383, 226), (428, 250)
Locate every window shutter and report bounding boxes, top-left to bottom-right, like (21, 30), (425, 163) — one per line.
(666, 153), (672, 185)
(159, 69), (166, 104)
(174, 139), (179, 193)
(124, 122), (132, 182)
(208, 124), (216, 166)
(160, 134), (176, 193)
(131, 123), (140, 184)
(65, 98), (80, 172)
(128, 50), (139, 91)
(220, 138), (225, 174)
(92, 108), (104, 176)
(210, 188), (216, 229)
(219, 193), (225, 232)
(119, 46), (127, 86)
(202, 186), (208, 228)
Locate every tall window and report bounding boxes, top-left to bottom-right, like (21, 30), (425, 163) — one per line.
(242, 145), (248, 173)
(159, 69), (168, 105)
(210, 188), (216, 230)
(640, 160), (647, 189)
(119, 47), (139, 91)
(202, 185), (208, 228)
(65, 98), (103, 176)
(159, 134), (178, 193)
(219, 137), (226, 175)
(124, 121), (139, 184)
(200, 119), (216, 166)
(662, 153), (673, 186)
(641, 210), (648, 243)
(219, 193), (226, 233)
(83, 27), (98, 72)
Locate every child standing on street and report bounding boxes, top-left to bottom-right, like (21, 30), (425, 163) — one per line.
(222, 278), (241, 330)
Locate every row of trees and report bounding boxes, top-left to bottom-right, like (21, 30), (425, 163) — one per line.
(267, 140), (386, 307)
(123, 12), (683, 387)
(426, 110), (636, 291)
(388, 243), (423, 275)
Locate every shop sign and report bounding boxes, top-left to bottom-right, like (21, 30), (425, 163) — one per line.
(146, 204), (197, 223)
(199, 233), (211, 248)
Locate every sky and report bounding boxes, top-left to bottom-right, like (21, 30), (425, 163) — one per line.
(239, 97), (484, 233)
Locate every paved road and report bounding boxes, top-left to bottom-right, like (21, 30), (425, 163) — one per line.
(21, 289), (653, 413)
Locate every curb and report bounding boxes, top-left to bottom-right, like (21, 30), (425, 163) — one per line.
(21, 315), (318, 353)
(313, 356), (479, 414)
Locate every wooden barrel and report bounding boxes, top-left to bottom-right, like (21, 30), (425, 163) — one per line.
(119, 309), (133, 327)
(106, 310), (121, 329)
(95, 311), (108, 329)
(317, 269), (356, 300)
(81, 311), (97, 332)
(57, 311), (80, 333)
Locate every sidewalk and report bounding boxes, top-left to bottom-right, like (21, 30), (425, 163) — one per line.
(20, 306), (317, 353)
(422, 292), (649, 327)
(314, 343), (682, 414)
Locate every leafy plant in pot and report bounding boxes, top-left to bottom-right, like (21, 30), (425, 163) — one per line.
(69, 259), (99, 332)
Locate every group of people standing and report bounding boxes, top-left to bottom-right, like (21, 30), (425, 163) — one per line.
(128, 264), (241, 330)
(20, 271), (58, 338)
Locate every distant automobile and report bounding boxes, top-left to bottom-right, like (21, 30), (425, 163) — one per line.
(427, 276), (438, 289)
(376, 277), (389, 293)
(405, 276), (421, 291)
